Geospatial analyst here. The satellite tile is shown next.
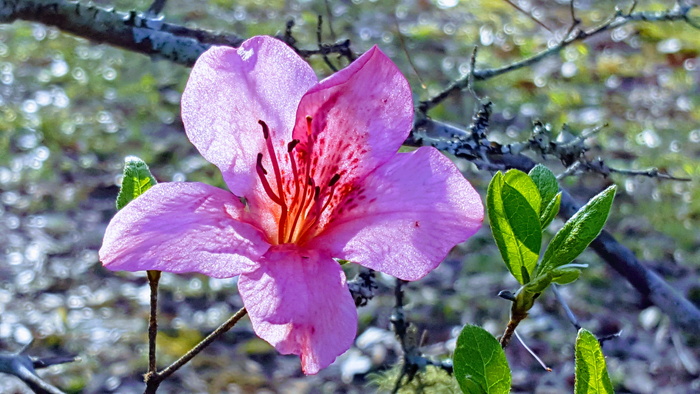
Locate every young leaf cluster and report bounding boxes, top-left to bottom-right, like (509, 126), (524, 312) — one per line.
(487, 164), (616, 314)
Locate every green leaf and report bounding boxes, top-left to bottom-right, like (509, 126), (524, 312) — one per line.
(116, 156), (157, 210)
(539, 192), (562, 230)
(454, 325), (511, 394)
(504, 169), (541, 214)
(551, 267), (581, 285)
(575, 329), (614, 394)
(529, 165), (561, 229)
(524, 273), (553, 293)
(487, 172), (542, 284)
(536, 185), (616, 276)
(529, 164), (559, 207)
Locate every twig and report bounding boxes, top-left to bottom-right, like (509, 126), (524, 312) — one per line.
(144, 307), (248, 393)
(390, 279), (410, 394)
(146, 0), (167, 17)
(323, 0), (336, 42)
(562, 0), (581, 40)
(316, 15), (338, 72)
(0, 350), (77, 394)
(503, 0), (553, 33)
(419, 4), (698, 112)
(551, 284), (581, 330)
(395, 15), (426, 90)
(597, 331), (622, 345)
(146, 270), (161, 379)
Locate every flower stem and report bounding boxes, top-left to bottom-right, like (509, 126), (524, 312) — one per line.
(146, 270), (161, 377)
(143, 307), (248, 393)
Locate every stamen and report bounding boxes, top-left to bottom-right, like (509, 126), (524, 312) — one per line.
(306, 116), (313, 136)
(299, 174), (342, 240)
(256, 153), (282, 205)
(314, 186), (320, 201)
(287, 139), (300, 152)
(258, 119), (270, 139)
(284, 141), (301, 243)
(321, 174), (341, 213)
(258, 120), (288, 244)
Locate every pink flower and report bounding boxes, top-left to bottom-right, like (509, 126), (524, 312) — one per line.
(99, 36), (483, 374)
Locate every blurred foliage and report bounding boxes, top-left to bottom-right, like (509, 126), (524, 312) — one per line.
(0, 0), (698, 392)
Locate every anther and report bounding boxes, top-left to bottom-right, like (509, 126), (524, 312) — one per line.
(329, 173), (341, 186)
(306, 116), (313, 135)
(287, 139), (300, 152)
(258, 120), (270, 139)
(314, 186), (320, 201)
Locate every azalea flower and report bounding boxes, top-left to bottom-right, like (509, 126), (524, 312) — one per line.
(99, 36), (483, 374)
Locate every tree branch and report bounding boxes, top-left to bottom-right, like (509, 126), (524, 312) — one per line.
(0, 0), (234, 66)
(144, 307), (247, 393)
(419, 3), (698, 112)
(0, 351), (77, 394)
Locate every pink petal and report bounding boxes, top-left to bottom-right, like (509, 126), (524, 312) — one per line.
(290, 46), (413, 199)
(308, 147), (483, 281)
(238, 246), (357, 374)
(181, 36), (318, 198)
(99, 182), (270, 278)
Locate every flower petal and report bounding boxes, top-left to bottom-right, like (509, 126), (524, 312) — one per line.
(181, 36), (318, 197)
(309, 147), (483, 281)
(290, 46), (413, 195)
(238, 246), (357, 374)
(99, 182), (270, 278)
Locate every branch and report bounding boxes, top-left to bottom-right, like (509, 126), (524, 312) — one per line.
(420, 3), (699, 112)
(144, 307), (247, 393)
(0, 0), (218, 66)
(0, 351), (77, 394)
(0, 0), (356, 67)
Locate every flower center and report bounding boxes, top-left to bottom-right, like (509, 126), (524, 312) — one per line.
(255, 119), (341, 245)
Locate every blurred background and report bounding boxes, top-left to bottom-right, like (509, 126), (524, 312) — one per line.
(0, 0), (698, 392)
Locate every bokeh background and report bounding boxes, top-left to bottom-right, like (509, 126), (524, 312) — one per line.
(0, 0), (698, 392)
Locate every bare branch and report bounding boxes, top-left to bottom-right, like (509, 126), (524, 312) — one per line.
(0, 351), (77, 394)
(145, 0), (167, 17)
(0, 0), (217, 66)
(145, 307), (248, 393)
(420, 4), (698, 111)
(316, 15), (338, 72)
(0, 0), (355, 67)
(503, 0), (553, 33)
